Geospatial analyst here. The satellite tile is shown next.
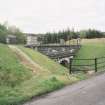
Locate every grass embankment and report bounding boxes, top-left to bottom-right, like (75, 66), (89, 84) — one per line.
(19, 46), (79, 84)
(0, 44), (78, 105)
(73, 38), (105, 71)
(0, 44), (33, 105)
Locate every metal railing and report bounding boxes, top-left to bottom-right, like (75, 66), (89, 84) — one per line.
(69, 57), (105, 74)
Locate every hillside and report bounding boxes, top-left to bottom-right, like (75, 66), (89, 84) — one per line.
(73, 38), (105, 71)
(75, 38), (105, 59)
(0, 44), (78, 105)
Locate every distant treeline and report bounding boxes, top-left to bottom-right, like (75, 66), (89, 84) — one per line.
(41, 29), (78, 44)
(0, 22), (105, 44)
(79, 29), (105, 39)
(0, 23), (26, 44)
(42, 29), (105, 43)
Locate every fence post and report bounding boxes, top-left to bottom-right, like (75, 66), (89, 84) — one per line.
(69, 58), (73, 74)
(95, 58), (98, 72)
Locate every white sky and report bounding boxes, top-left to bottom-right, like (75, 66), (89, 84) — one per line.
(0, 0), (105, 33)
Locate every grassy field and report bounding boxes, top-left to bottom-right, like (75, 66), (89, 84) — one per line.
(1, 38), (104, 104)
(75, 38), (105, 58)
(18, 46), (79, 84)
(73, 38), (105, 71)
(0, 44), (79, 105)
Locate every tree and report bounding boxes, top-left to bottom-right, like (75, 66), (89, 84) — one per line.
(0, 24), (8, 43)
(8, 25), (26, 44)
(79, 29), (104, 39)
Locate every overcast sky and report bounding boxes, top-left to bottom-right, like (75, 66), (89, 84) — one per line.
(0, 0), (105, 33)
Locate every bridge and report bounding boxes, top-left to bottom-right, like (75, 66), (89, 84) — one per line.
(26, 44), (81, 65)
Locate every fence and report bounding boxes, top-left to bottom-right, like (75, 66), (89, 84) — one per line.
(69, 57), (105, 74)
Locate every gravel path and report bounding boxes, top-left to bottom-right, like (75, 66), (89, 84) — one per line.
(8, 45), (44, 73)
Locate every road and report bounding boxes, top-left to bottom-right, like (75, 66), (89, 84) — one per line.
(24, 73), (105, 105)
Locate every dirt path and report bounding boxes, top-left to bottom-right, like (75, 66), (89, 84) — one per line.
(8, 45), (44, 74)
(24, 72), (105, 105)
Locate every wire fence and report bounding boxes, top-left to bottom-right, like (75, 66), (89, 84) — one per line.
(69, 57), (105, 74)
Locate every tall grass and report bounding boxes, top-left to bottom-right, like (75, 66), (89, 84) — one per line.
(0, 44), (78, 105)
